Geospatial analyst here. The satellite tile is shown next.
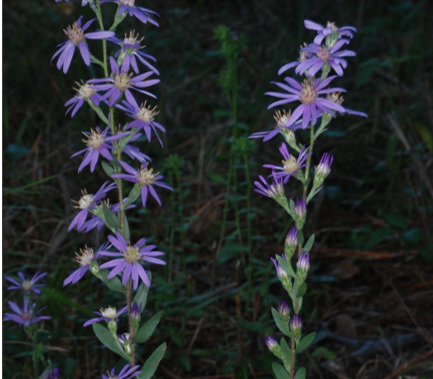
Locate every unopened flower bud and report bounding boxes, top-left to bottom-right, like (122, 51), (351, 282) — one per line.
(278, 300), (291, 323)
(285, 227), (298, 259)
(131, 302), (142, 331)
(314, 153), (333, 187)
(265, 336), (283, 359)
(290, 314), (302, 342)
(296, 251), (310, 284)
(294, 198), (307, 230)
(118, 333), (132, 355)
(271, 258), (293, 294)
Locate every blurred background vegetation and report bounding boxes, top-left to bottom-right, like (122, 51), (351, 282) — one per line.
(3, 0), (433, 378)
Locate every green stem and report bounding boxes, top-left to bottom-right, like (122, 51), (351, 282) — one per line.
(303, 123), (316, 199)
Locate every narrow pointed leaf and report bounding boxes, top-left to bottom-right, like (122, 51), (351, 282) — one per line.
(297, 282), (307, 298)
(100, 269), (126, 293)
(294, 367), (306, 379)
(92, 323), (129, 361)
(102, 204), (121, 230)
(271, 307), (291, 337)
(132, 273), (152, 309)
(137, 342), (166, 379)
(303, 234), (315, 252)
(134, 311), (163, 344)
(272, 362), (290, 379)
(296, 332), (316, 353)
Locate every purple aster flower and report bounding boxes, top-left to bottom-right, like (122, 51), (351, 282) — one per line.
(63, 242), (111, 286)
(249, 110), (302, 141)
(317, 153), (334, 177)
(254, 174), (284, 199)
(69, 181), (116, 231)
(295, 40), (355, 77)
(83, 305), (128, 327)
(110, 31), (159, 75)
(71, 127), (130, 173)
(112, 160), (172, 207)
(4, 298), (51, 327)
(304, 20), (357, 45)
(270, 257), (288, 280)
(65, 81), (101, 117)
(278, 43), (314, 75)
(122, 133), (153, 162)
(326, 92), (368, 117)
(81, 199), (136, 233)
(88, 57), (160, 107)
(101, 0), (160, 27)
(41, 368), (60, 379)
(266, 76), (346, 129)
(5, 271), (47, 294)
(102, 364), (142, 379)
(116, 98), (165, 146)
(99, 232), (166, 289)
(263, 143), (311, 184)
(51, 17), (115, 74)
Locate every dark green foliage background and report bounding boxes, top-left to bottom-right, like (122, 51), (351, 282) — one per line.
(3, 0), (433, 378)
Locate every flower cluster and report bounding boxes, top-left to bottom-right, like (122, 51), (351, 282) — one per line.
(252, 19), (367, 378)
(52, 0), (169, 373)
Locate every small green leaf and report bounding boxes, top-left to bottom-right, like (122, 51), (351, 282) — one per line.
(134, 311), (163, 344)
(137, 342), (166, 379)
(297, 282), (307, 298)
(294, 367), (306, 379)
(125, 183), (142, 207)
(132, 273), (152, 309)
(296, 332), (316, 353)
(303, 234), (315, 252)
(272, 362), (290, 379)
(280, 337), (292, 369)
(271, 307), (291, 337)
(102, 161), (115, 177)
(102, 204), (121, 230)
(100, 269), (126, 293)
(276, 255), (296, 278)
(92, 323), (129, 361)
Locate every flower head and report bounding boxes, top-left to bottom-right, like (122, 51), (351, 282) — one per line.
(278, 300), (290, 317)
(122, 133), (153, 162)
(112, 160), (172, 207)
(88, 57), (159, 107)
(110, 31), (159, 75)
(5, 271), (47, 294)
(285, 227), (298, 258)
(99, 232), (166, 289)
(65, 81), (101, 117)
(69, 181), (116, 231)
(278, 43), (314, 75)
(63, 242), (111, 286)
(304, 20), (357, 46)
(263, 143), (311, 184)
(101, 0), (160, 27)
(102, 364), (142, 379)
(83, 305), (128, 327)
(116, 98), (165, 146)
(71, 126), (129, 172)
(51, 17), (115, 74)
(326, 92), (368, 117)
(266, 76), (346, 129)
(41, 368), (60, 379)
(249, 110), (301, 142)
(296, 40), (355, 77)
(81, 199), (136, 233)
(4, 298), (51, 327)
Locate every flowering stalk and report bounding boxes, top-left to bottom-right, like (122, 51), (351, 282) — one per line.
(4, 271), (53, 378)
(251, 19), (367, 379)
(53, 0), (170, 376)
